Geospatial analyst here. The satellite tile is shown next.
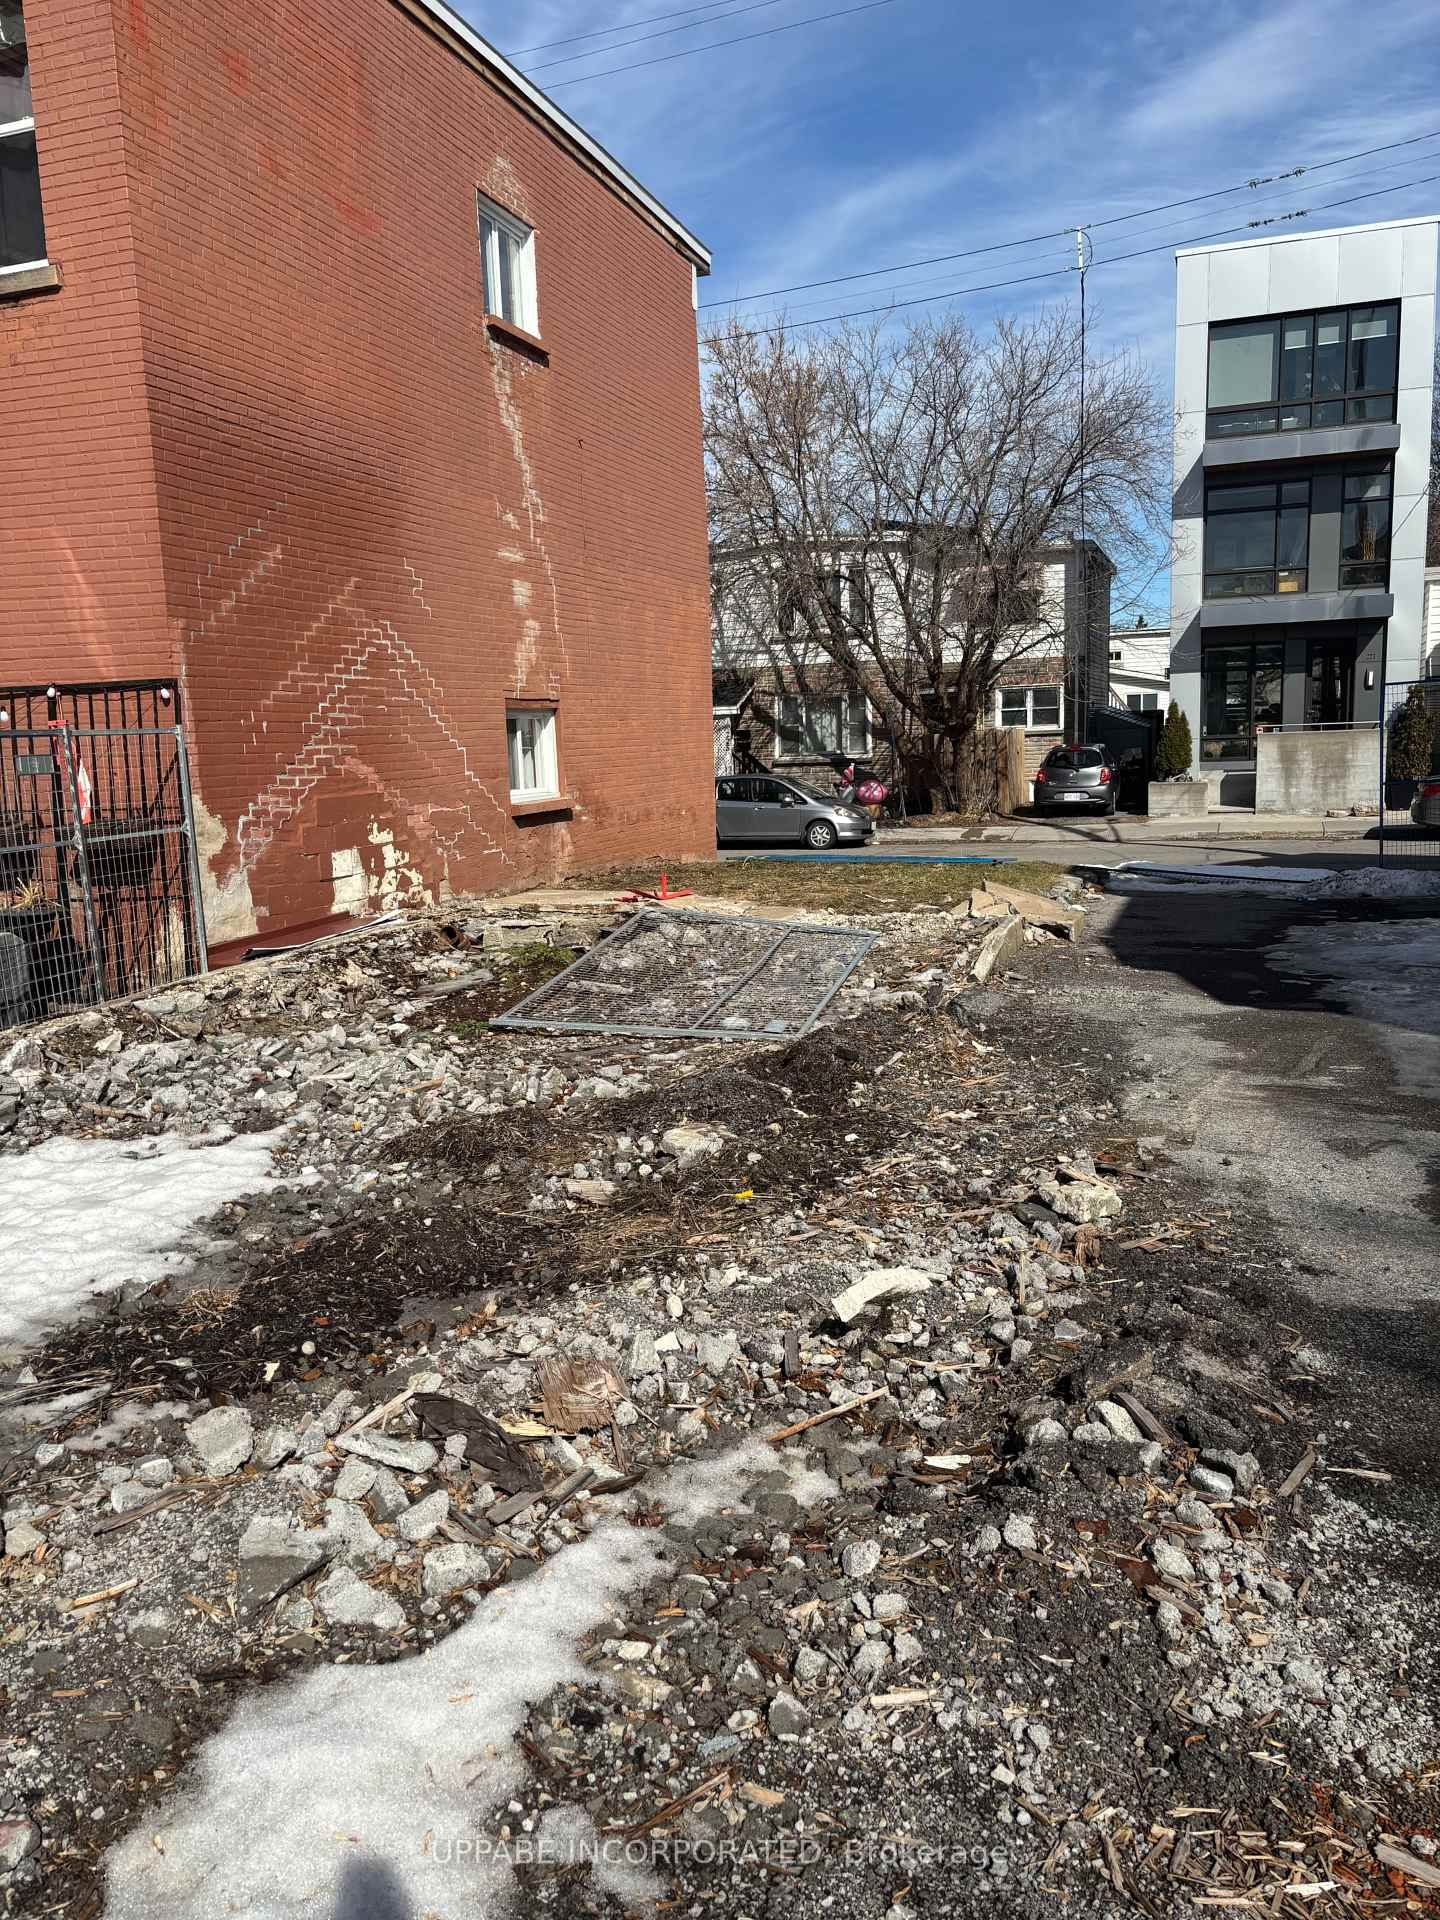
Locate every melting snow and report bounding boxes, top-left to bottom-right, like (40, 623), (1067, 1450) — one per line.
(103, 1443), (821, 1919)
(0, 1130), (284, 1354)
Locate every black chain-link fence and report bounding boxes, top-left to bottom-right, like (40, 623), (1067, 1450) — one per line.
(0, 693), (208, 1030)
(1378, 678), (1440, 868)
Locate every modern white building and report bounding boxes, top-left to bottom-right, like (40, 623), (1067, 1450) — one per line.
(1169, 216), (1438, 809)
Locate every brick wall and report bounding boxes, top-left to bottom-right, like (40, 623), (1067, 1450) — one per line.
(0, 0), (173, 692)
(11, 0), (715, 942)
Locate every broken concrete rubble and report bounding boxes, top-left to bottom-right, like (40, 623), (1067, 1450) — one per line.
(0, 883), (1431, 1920)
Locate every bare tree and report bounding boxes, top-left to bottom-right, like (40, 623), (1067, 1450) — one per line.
(704, 309), (1170, 809)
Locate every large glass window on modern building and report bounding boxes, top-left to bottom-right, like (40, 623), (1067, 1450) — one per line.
(1206, 303), (1399, 437)
(1200, 639), (1284, 762)
(1339, 468), (1393, 587)
(1203, 479), (1310, 597)
(0, 0), (45, 275)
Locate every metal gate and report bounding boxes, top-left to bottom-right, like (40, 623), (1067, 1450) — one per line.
(1377, 678), (1440, 867)
(0, 686), (208, 1031)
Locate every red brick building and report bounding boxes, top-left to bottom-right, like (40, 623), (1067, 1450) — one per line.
(1, 0), (715, 949)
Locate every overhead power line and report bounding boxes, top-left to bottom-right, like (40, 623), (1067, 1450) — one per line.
(716, 162), (1440, 339)
(509, 0), (746, 57)
(701, 123), (1440, 311)
(542, 0), (900, 89)
(524, 0), (789, 75)
(759, 153), (1428, 324)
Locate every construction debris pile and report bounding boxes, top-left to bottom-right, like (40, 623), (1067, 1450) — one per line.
(0, 883), (1435, 1920)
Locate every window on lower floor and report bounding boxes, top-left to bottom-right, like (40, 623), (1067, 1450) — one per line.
(1204, 478), (1310, 598)
(506, 707), (558, 800)
(1126, 692), (1159, 712)
(478, 193), (537, 335)
(0, 0), (45, 274)
(1339, 467), (1392, 588)
(776, 690), (869, 758)
(1200, 640), (1284, 762)
(998, 684), (1062, 730)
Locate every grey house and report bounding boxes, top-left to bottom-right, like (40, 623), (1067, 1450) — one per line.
(1168, 216), (1438, 808)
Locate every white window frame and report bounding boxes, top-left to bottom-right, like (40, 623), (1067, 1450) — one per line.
(0, 1), (47, 278)
(477, 192), (537, 337)
(996, 684), (1064, 732)
(506, 707), (559, 802)
(775, 691), (870, 761)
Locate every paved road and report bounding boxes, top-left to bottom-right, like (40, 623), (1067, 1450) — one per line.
(721, 836), (1384, 872)
(1053, 885), (1440, 1479)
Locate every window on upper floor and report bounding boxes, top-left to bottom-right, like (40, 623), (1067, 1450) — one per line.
(478, 193), (537, 336)
(1339, 468), (1393, 589)
(1207, 303), (1399, 438)
(1204, 478), (1311, 598)
(1126, 691), (1159, 712)
(0, 0), (46, 275)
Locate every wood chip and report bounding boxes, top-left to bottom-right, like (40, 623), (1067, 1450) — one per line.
(91, 1488), (194, 1535)
(766, 1389), (885, 1445)
(1277, 1449), (1316, 1498)
(869, 1687), (933, 1710)
(538, 1356), (626, 1434)
(67, 1578), (139, 1611)
(1375, 1842), (1440, 1888)
(1113, 1389), (1171, 1444)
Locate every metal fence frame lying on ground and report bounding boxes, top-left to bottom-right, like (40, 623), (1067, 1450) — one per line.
(490, 908), (881, 1042)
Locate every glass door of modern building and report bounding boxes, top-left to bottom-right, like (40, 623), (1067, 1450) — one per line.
(1200, 639), (1284, 763)
(1305, 638), (1354, 727)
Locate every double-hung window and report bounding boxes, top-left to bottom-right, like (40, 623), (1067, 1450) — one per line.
(478, 193), (537, 336)
(1339, 468), (1392, 588)
(1206, 303), (1399, 438)
(1204, 479), (1310, 598)
(998, 685), (1062, 730)
(777, 690), (869, 759)
(507, 708), (559, 802)
(0, 0), (45, 276)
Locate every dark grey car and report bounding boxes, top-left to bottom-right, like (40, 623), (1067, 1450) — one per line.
(1033, 744), (1118, 815)
(716, 775), (874, 849)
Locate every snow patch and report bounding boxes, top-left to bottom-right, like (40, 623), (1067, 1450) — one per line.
(102, 1442), (795, 1920)
(0, 1130), (284, 1353)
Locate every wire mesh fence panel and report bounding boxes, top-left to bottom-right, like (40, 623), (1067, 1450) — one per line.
(1378, 680), (1440, 868)
(492, 909), (879, 1041)
(0, 717), (208, 1032)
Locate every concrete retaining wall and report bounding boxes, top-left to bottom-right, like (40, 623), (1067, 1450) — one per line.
(1255, 730), (1379, 814)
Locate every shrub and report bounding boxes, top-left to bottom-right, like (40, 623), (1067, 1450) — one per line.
(1388, 684), (1437, 781)
(1152, 702), (1194, 780)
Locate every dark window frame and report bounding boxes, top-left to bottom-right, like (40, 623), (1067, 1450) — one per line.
(1205, 302), (1399, 440)
(1203, 477), (1311, 599)
(0, 0), (47, 276)
(1338, 465), (1394, 589)
(1200, 637), (1286, 764)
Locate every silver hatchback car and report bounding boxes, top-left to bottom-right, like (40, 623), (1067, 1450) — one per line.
(716, 774), (874, 849)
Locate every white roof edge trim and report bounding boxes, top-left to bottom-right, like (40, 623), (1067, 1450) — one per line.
(1175, 212), (1440, 259)
(405, 0), (712, 273)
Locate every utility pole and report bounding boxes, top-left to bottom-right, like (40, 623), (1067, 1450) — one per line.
(1075, 227), (1091, 739)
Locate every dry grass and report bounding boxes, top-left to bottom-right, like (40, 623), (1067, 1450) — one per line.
(581, 857), (1071, 916)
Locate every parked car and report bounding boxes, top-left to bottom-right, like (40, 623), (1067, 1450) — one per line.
(1033, 743), (1119, 816)
(715, 774), (874, 849)
(1411, 778), (1440, 828)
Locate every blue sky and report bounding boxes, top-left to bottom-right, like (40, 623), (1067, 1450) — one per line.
(464, 0), (1440, 615)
